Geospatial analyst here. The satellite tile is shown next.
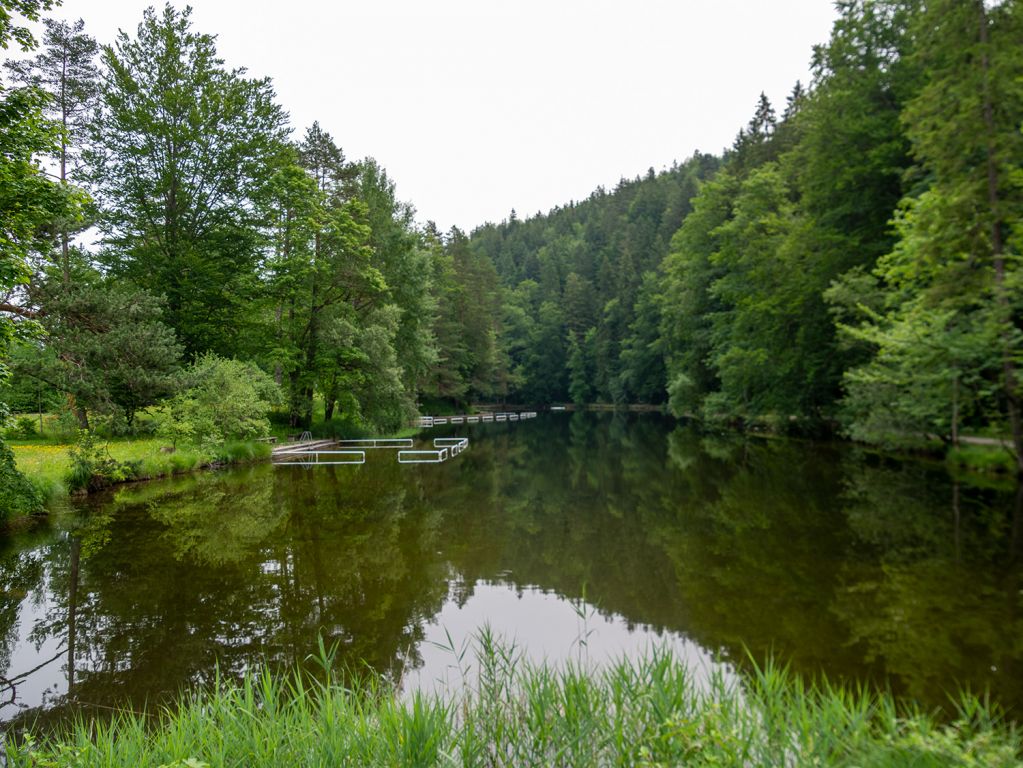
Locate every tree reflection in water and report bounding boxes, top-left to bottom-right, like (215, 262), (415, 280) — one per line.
(0, 413), (1020, 732)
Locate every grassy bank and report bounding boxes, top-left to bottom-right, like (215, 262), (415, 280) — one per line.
(10, 438), (272, 505)
(7, 640), (1021, 767)
(946, 443), (1018, 477)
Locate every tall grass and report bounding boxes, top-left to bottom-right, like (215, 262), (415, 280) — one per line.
(8, 633), (1021, 767)
(947, 443), (1017, 475)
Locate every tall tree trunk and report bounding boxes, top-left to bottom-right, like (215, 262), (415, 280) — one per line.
(978, 2), (1023, 474)
(952, 480), (961, 566)
(323, 373), (338, 422)
(60, 48), (69, 286)
(68, 394), (89, 431)
(288, 369), (302, 428)
(951, 373), (960, 449)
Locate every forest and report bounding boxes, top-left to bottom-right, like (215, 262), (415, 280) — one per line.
(2, 0), (1023, 518)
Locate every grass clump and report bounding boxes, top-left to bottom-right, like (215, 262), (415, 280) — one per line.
(7, 635), (1022, 767)
(947, 443), (1017, 475)
(213, 440), (272, 464)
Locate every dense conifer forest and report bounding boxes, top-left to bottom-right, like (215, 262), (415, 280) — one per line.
(2, 0), (1023, 519)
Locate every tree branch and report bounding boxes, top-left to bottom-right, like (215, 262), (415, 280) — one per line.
(0, 302), (39, 318)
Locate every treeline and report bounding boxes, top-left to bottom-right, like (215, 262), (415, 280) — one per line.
(2, 0), (1023, 498)
(469, 154), (720, 405)
(0, 3), (498, 446)
(462, 0), (1023, 466)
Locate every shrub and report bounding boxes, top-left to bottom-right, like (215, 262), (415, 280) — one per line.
(159, 355), (282, 448)
(947, 443), (1017, 475)
(65, 430), (142, 493)
(11, 415), (37, 439)
(0, 436), (42, 522)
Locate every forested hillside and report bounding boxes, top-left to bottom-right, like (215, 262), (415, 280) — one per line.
(463, 0), (1023, 465)
(2, 0), (1023, 517)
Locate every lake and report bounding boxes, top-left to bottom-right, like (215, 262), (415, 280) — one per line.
(1, 412), (1021, 732)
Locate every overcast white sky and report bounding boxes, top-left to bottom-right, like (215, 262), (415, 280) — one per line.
(36, 0), (838, 232)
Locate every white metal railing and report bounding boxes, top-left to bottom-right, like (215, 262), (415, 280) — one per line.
(337, 438), (413, 449)
(398, 447), (449, 464)
(416, 411), (538, 428)
(274, 437), (470, 466)
(433, 436), (469, 456)
(275, 450), (366, 466)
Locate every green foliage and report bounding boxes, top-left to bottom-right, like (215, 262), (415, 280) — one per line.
(837, 0), (1023, 455)
(213, 440), (272, 464)
(5, 414), (36, 439)
(0, 0), (82, 521)
(160, 355), (281, 448)
(3, 0), (1018, 481)
(0, 0), (57, 51)
(65, 429), (142, 493)
(19, 271), (183, 427)
(947, 444), (1017, 476)
(90, 4), (288, 357)
(567, 330), (595, 405)
(0, 435), (41, 522)
(422, 226), (504, 405)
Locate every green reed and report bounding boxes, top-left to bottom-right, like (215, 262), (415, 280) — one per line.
(8, 632), (1021, 767)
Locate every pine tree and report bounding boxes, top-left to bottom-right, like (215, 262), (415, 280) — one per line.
(5, 18), (98, 283)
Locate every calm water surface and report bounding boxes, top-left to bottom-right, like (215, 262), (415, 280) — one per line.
(1, 413), (1021, 731)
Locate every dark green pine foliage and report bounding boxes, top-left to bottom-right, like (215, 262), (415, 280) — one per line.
(17, 265), (182, 429)
(4, 17), (98, 284)
(424, 228), (503, 405)
(356, 159), (439, 400)
(463, 153), (719, 405)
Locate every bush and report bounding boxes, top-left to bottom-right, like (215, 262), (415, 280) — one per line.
(947, 443), (1017, 475)
(11, 415), (37, 439)
(65, 430), (142, 493)
(0, 436), (42, 522)
(4, 415), (39, 440)
(159, 355), (282, 448)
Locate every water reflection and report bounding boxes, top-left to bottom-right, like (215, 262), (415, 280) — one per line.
(0, 413), (1020, 731)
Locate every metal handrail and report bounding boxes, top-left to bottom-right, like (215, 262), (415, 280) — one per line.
(337, 438), (413, 449)
(275, 450), (366, 466)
